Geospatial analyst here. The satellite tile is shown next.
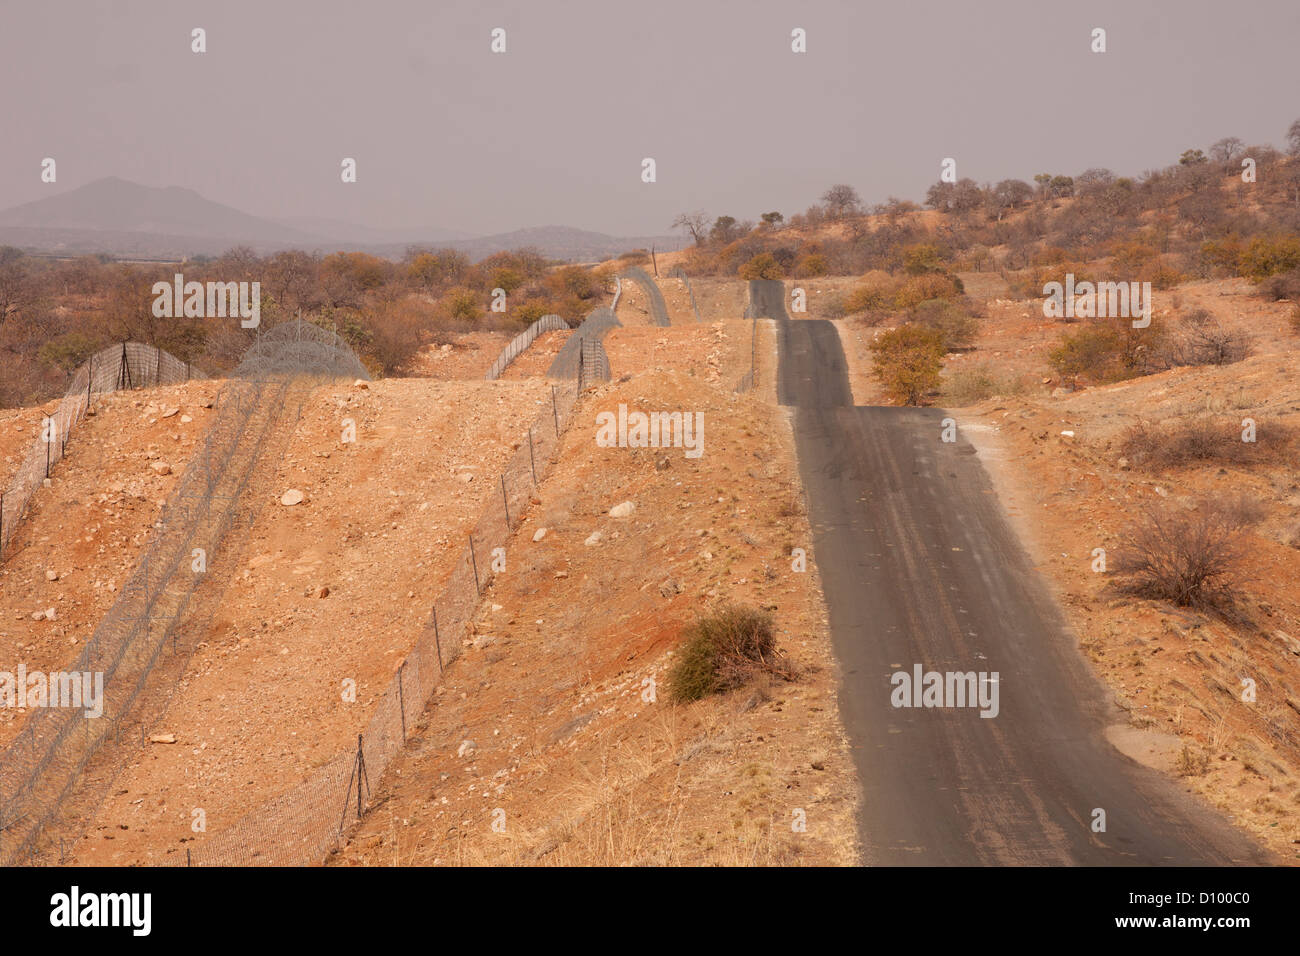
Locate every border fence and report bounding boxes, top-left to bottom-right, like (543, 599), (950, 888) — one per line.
(667, 266), (702, 323)
(617, 267), (671, 326)
(548, 306), (621, 378)
(3, 316), (605, 866)
(0, 343), (202, 561)
(0, 321), (366, 865)
(183, 362), (595, 865)
(484, 314), (571, 381)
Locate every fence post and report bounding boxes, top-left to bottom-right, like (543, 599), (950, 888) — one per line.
(432, 605), (443, 671)
(87, 355), (94, 405)
(468, 534), (480, 595)
(45, 424), (51, 479)
(551, 385), (559, 438)
(354, 734), (368, 820)
(500, 474), (510, 530)
(528, 428), (537, 486)
(397, 662), (406, 742)
(1, 491), (5, 558)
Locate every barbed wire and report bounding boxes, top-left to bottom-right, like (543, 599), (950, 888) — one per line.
(0, 320), (366, 865)
(1, 343), (203, 561)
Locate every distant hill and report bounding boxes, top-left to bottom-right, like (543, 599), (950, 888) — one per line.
(0, 178), (686, 262)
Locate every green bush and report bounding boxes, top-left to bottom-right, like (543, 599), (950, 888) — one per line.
(668, 605), (788, 702)
(909, 298), (978, 350)
(738, 252), (785, 280)
(870, 325), (946, 405)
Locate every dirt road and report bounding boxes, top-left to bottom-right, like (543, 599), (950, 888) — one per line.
(778, 317), (1268, 864)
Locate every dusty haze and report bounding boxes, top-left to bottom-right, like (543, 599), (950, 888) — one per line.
(1, 0), (1298, 236)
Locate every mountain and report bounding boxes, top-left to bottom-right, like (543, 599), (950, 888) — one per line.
(0, 177), (316, 245)
(437, 226), (687, 263)
(0, 178), (686, 262)
(272, 216), (474, 246)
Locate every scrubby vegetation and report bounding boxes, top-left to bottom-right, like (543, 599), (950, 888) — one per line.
(668, 605), (795, 703)
(1115, 498), (1262, 614)
(869, 325), (947, 406)
(0, 244), (611, 405)
(1117, 417), (1297, 470)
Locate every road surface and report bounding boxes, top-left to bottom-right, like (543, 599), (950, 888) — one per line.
(778, 317), (1268, 865)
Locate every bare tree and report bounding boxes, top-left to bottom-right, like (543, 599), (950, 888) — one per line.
(1209, 136), (1245, 164)
(1288, 118), (1300, 157)
(671, 211), (708, 245)
(820, 183), (862, 219)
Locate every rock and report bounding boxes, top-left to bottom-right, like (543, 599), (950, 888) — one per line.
(457, 473), (474, 483)
(149, 461), (172, 476)
(162, 407), (179, 418)
(609, 501), (636, 518)
(180, 415), (193, 424)
(149, 733), (177, 744)
(45, 570), (59, 582)
(457, 739), (476, 758)
(31, 610), (45, 621)
(655, 456), (671, 471)
(584, 531), (603, 547)
(1060, 430), (1075, 439)
(352, 379), (369, 389)
(317, 586), (330, 599)
(280, 489), (304, 506)
(1117, 458), (1130, 470)
(532, 527), (547, 542)
(440, 343), (453, 352)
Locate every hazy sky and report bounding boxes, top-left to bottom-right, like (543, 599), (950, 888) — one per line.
(2, 0), (1297, 237)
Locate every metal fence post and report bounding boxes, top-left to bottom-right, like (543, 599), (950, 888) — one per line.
(552, 385), (559, 438)
(468, 534), (480, 595)
(500, 474), (510, 529)
(397, 662), (406, 742)
(432, 605), (443, 671)
(528, 427), (537, 486)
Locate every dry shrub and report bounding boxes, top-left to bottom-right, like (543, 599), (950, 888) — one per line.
(1175, 743), (1211, 776)
(941, 364), (1024, 405)
(1115, 498), (1260, 612)
(1168, 308), (1253, 366)
(869, 324), (946, 405)
(1118, 417), (1296, 469)
(668, 605), (795, 703)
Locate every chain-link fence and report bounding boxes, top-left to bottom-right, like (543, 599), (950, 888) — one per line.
(0, 321), (366, 865)
(618, 267), (670, 326)
(184, 373), (590, 865)
(0, 343), (202, 561)
(667, 266), (702, 323)
(484, 314), (570, 380)
(548, 306), (621, 378)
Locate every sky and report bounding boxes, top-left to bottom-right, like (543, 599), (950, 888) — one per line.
(1, 0), (1297, 237)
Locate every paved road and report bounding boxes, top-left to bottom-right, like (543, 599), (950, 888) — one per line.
(778, 318), (1268, 865)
